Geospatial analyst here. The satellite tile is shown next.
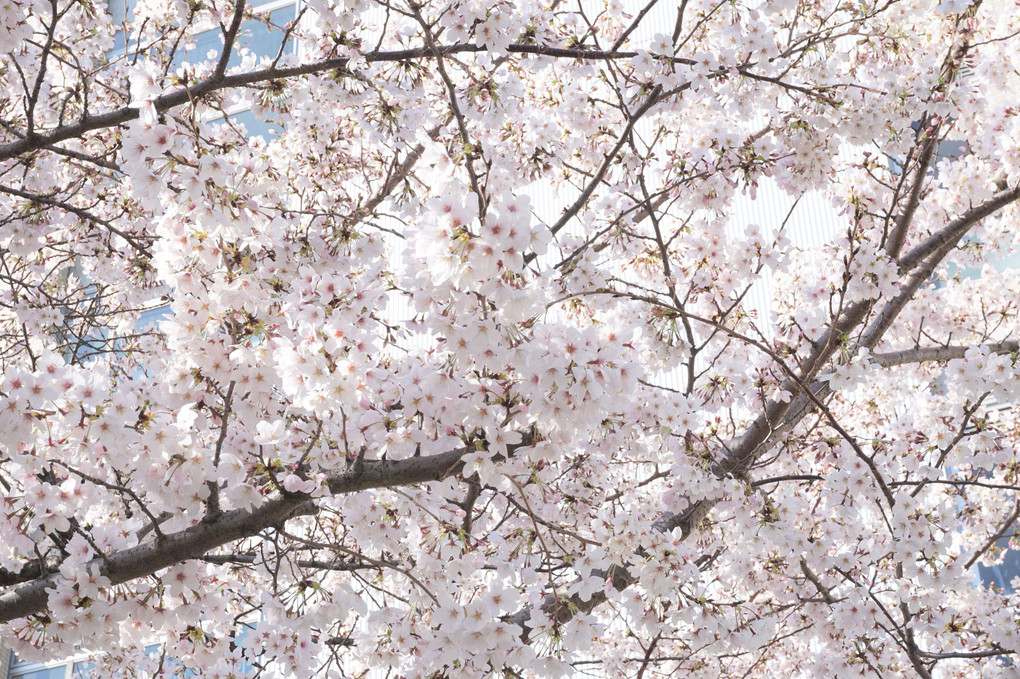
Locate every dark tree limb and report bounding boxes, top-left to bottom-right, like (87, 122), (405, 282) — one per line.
(0, 434), (534, 624)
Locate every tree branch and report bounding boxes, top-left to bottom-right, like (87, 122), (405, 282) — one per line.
(0, 435), (533, 624)
(0, 43), (806, 164)
(872, 340), (1019, 367)
(0, 184), (152, 257)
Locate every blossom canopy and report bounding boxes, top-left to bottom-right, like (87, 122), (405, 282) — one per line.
(1, 0), (1020, 677)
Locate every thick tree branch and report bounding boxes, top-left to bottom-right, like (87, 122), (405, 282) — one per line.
(0, 43), (811, 164)
(897, 183), (1020, 272)
(0, 435), (533, 624)
(872, 340), (1019, 367)
(884, 115), (940, 258)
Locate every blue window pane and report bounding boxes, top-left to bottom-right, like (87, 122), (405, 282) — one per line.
(976, 535), (1020, 594)
(175, 5), (298, 70)
(937, 138), (968, 160)
(110, 2), (296, 63)
(233, 623), (258, 673)
(137, 305), (172, 330)
(107, 0), (136, 53)
(10, 665), (68, 679)
(994, 250), (1020, 272)
(71, 660), (93, 678)
(888, 140), (967, 178)
(250, 6), (300, 59)
(893, 119), (968, 178)
(107, 0), (133, 23)
(228, 108), (283, 141)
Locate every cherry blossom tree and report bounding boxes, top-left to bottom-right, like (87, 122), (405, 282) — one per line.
(1, 0), (1020, 676)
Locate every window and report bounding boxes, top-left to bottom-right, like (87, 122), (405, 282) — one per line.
(173, 2), (298, 72)
(106, 0), (299, 140)
(107, 0), (298, 61)
(888, 119), (968, 177)
(7, 638), (250, 678)
(977, 542), (1020, 593)
(6, 654), (92, 679)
